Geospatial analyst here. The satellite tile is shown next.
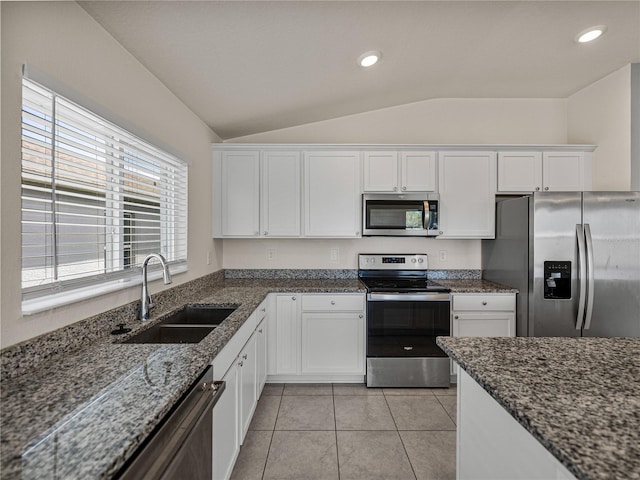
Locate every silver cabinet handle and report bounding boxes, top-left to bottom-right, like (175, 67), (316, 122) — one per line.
(535, 187), (540, 191)
(359, 314), (363, 318)
(454, 315), (459, 319)
(242, 354), (248, 360)
(264, 231), (268, 235)
(261, 308), (266, 312)
(544, 187), (549, 191)
(482, 301), (487, 306)
(393, 186), (398, 191)
(331, 300), (336, 305)
(439, 231), (444, 235)
(258, 328), (263, 333)
(238, 361), (244, 367)
(402, 186), (407, 191)
(292, 296), (296, 301)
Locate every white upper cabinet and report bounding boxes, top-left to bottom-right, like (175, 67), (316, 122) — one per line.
(218, 150), (260, 237)
(498, 151), (590, 193)
(542, 152), (587, 191)
(438, 151), (497, 239)
(363, 150), (436, 193)
(261, 151), (301, 237)
(304, 151), (361, 237)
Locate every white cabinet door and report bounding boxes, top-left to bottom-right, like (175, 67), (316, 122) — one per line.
(255, 317), (267, 397)
(363, 151), (399, 192)
(213, 362), (239, 480)
(271, 295), (299, 375)
(542, 152), (585, 192)
(304, 151), (361, 237)
(438, 151), (496, 238)
(453, 312), (515, 337)
(497, 152), (543, 192)
(401, 151), (437, 192)
(261, 151), (301, 237)
(238, 332), (257, 443)
(301, 312), (365, 374)
(219, 151), (260, 237)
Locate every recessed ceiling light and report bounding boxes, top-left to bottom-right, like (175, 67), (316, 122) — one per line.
(576, 26), (607, 43)
(358, 51), (381, 68)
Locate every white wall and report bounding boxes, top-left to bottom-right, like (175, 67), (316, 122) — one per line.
(228, 98), (568, 145)
(0, 2), (222, 348)
(568, 65), (631, 190)
(222, 237), (480, 270)
(222, 97), (568, 270)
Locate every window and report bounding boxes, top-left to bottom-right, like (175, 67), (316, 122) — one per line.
(21, 78), (188, 310)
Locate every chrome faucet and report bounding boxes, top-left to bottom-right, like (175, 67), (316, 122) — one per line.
(140, 253), (172, 320)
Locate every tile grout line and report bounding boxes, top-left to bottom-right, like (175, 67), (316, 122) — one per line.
(383, 389), (423, 480)
(260, 389), (283, 480)
(332, 384), (341, 480)
(434, 393), (457, 426)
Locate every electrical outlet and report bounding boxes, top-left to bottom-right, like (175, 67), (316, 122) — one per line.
(267, 248), (276, 261)
(330, 248), (339, 262)
(439, 250), (447, 262)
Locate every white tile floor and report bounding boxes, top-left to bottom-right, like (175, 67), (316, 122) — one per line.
(230, 383), (457, 480)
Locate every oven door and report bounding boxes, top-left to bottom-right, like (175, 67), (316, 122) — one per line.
(366, 293), (450, 358)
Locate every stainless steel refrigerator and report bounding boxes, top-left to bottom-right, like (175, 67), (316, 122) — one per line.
(482, 192), (640, 337)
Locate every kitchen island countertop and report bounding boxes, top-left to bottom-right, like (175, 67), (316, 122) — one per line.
(437, 336), (640, 480)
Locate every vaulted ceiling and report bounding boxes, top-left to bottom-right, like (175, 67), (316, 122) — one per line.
(80, 1), (640, 139)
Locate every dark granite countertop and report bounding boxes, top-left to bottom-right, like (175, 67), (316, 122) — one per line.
(438, 278), (518, 293)
(0, 278), (364, 479)
(437, 336), (640, 480)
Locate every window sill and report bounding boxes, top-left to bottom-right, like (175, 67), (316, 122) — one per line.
(21, 263), (188, 316)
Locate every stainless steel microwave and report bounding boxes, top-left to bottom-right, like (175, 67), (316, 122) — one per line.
(362, 193), (440, 236)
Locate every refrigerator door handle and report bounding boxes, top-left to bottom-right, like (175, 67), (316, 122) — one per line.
(575, 224), (587, 330)
(583, 224), (595, 330)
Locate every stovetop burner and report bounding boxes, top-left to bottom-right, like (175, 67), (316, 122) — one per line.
(359, 277), (450, 293)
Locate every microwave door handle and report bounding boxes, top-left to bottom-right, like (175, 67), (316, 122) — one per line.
(424, 201), (430, 230)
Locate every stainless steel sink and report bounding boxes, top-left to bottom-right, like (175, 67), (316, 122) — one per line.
(122, 305), (237, 344)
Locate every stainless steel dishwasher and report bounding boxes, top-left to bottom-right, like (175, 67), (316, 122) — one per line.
(117, 366), (224, 480)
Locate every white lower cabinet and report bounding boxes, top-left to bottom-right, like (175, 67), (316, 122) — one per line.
(268, 293), (366, 382)
(451, 293), (516, 378)
(238, 331), (257, 441)
(212, 301), (267, 480)
(301, 312), (365, 375)
(212, 359), (239, 480)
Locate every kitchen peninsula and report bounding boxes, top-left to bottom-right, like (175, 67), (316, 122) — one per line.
(437, 336), (640, 480)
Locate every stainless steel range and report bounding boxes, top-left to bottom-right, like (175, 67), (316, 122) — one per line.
(359, 254), (451, 388)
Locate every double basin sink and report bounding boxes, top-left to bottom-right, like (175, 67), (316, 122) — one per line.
(123, 305), (237, 344)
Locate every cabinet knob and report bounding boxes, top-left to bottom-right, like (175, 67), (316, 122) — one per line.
(535, 187), (540, 191)
(264, 231), (268, 235)
(242, 354), (248, 360)
(402, 186), (407, 191)
(393, 186), (398, 192)
(292, 296), (296, 301)
(331, 300), (336, 305)
(544, 187), (549, 191)
(454, 315), (459, 319)
(258, 328), (263, 333)
(439, 231), (444, 235)
(238, 361), (244, 367)
(482, 301), (487, 306)
(359, 314), (364, 318)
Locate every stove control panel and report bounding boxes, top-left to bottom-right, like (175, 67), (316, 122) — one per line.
(359, 254), (428, 270)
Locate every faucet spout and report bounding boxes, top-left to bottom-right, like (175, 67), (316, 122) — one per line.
(140, 253), (172, 321)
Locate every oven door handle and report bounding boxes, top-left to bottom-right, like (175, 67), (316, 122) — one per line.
(367, 293), (451, 302)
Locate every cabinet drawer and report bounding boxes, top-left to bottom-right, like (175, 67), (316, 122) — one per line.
(453, 294), (515, 312)
(301, 294), (364, 312)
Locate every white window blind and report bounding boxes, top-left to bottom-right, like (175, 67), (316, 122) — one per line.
(21, 78), (188, 303)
